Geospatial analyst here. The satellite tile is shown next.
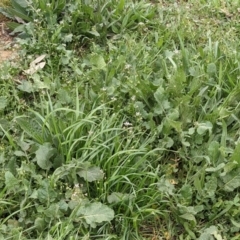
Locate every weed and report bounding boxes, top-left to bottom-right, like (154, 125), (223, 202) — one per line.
(1, 0), (240, 239)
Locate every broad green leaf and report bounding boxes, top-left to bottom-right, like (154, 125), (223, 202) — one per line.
(206, 163), (225, 172)
(166, 119), (182, 132)
(107, 192), (134, 204)
(167, 108), (179, 121)
(88, 30), (100, 37)
(44, 204), (60, 218)
(90, 54), (106, 69)
(15, 117), (43, 143)
(230, 143), (240, 165)
(33, 76), (49, 89)
(0, 153), (5, 164)
(29, 189), (38, 199)
(35, 143), (55, 170)
(231, 219), (240, 228)
(58, 200), (68, 212)
(63, 33), (73, 42)
(78, 166), (104, 182)
(17, 80), (34, 93)
(204, 176), (217, 198)
(154, 86), (165, 104)
(34, 217), (45, 231)
(11, 0), (29, 8)
(37, 180), (57, 203)
(207, 63), (217, 74)
(197, 121), (213, 135)
(14, 150), (26, 157)
(76, 202), (114, 228)
(0, 97), (7, 110)
(188, 127), (195, 135)
(189, 66), (199, 77)
(208, 141), (220, 163)
(199, 226), (222, 240)
(58, 89), (72, 104)
(179, 184), (192, 203)
(165, 50), (174, 59)
(5, 171), (18, 189)
(158, 178), (175, 195)
(221, 168), (240, 192)
(198, 233), (214, 240)
(179, 213), (196, 223)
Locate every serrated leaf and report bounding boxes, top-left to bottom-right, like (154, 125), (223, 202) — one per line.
(78, 166), (104, 182)
(35, 143), (55, 170)
(76, 202), (114, 228)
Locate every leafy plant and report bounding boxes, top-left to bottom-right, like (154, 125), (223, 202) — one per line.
(2, 0), (240, 239)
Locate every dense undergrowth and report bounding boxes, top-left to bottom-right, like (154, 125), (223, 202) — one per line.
(1, 0), (240, 239)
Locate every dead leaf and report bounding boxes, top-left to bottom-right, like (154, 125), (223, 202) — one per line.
(30, 54), (46, 66)
(24, 55), (46, 75)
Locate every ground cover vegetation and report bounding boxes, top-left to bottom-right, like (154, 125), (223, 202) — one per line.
(1, 0), (240, 239)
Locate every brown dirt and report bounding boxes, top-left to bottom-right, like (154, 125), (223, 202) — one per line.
(0, 21), (18, 63)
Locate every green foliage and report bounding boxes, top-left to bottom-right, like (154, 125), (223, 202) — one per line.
(2, 0), (240, 239)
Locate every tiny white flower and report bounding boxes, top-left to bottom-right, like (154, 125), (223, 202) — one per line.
(88, 131), (93, 135)
(174, 49), (179, 54)
(123, 121), (132, 127)
(125, 64), (131, 70)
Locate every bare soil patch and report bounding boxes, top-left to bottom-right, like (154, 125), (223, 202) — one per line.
(0, 21), (18, 63)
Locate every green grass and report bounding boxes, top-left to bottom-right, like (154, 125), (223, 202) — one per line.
(1, 0), (240, 239)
